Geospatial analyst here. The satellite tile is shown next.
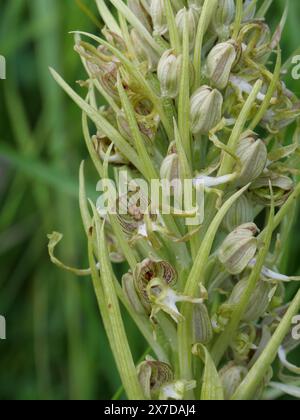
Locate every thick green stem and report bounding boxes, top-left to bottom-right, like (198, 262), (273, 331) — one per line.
(232, 289), (300, 400)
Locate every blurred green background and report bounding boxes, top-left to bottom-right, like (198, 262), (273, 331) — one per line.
(0, 0), (299, 400)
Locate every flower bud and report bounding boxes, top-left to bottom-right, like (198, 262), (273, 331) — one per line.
(176, 7), (200, 49)
(131, 29), (160, 71)
(157, 50), (183, 98)
(122, 273), (146, 315)
(212, 0), (235, 39)
(219, 362), (248, 400)
(243, 0), (256, 22)
(206, 41), (237, 90)
(219, 223), (259, 275)
(160, 153), (180, 182)
(160, 142), (180, 181)
(190, 85), (223, 135)
(192, 303), (213, 344)
(137, 358), (174, 399)
(128, 0), (152, 32)
(222, 193), (254, 232)
(150, 0), (168, 36)
(106, 229), (125, 263)
(236, 132), (268, 186)
(228, 278), (272, 322)
(188, 0), (203, 11)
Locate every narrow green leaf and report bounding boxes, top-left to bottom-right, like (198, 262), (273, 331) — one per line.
(108, 0), (163, 54)
(256, 0), (274, 18)
(163, 0), (181, 53)
(79, 161), (92, 234)
(248, 49), (282, 131)
(94, 0), (121, 35)
(193, 0), (218, 88)
(92, 206), (144, 400)
(49, 67), (146, 176)
(116, 73), (158, 181)
(178, 9), (192, 164)
(232, 289), (300, 400)
(192, 344), (224, 401)
(47, 232), (92, 276)
(218, 80), (263, 176)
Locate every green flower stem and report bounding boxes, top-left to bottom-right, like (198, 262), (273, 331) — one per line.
(108, 0), (163, 55)
(218, 80), (263, 177)
(94, 0), (122, 36)
(232, 288), (300, 400)
(232, 0), (243, 40)
(256, 0), (274, 18)
(117, 74), (158, 181)
(178, 10), (192, 165)
(193, 0), (218, 89)
(259, 180), (300, 240)
(177, 185), (250, 387)
(164, 0), (181, 54)
(93, 213), (144, 400)
(248, 49), (281, 131)
(211, 202), (275, 366)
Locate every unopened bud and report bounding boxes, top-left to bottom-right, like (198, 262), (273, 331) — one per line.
(212, 0), (235, 39)
(176, 7), (200, 49)
(190, 85), (223, 135)
(157, 50), (183, 98)
(160, 153), (180, 182)
(219, 223), (259, 275)
(192, 303), (213, 345)
(228, 278), (272, 322)
(122, 273), (146, 315)
(243, 0), (256, 22)
(219, 362), (248, 400)
(150, 0), (168, 36)
(206, 41), (237, 90)
(131, 29), (160, 71)
(128, 0), (152, 32)
(236, 132), (268, 186)
(222, 193), (254, 232)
